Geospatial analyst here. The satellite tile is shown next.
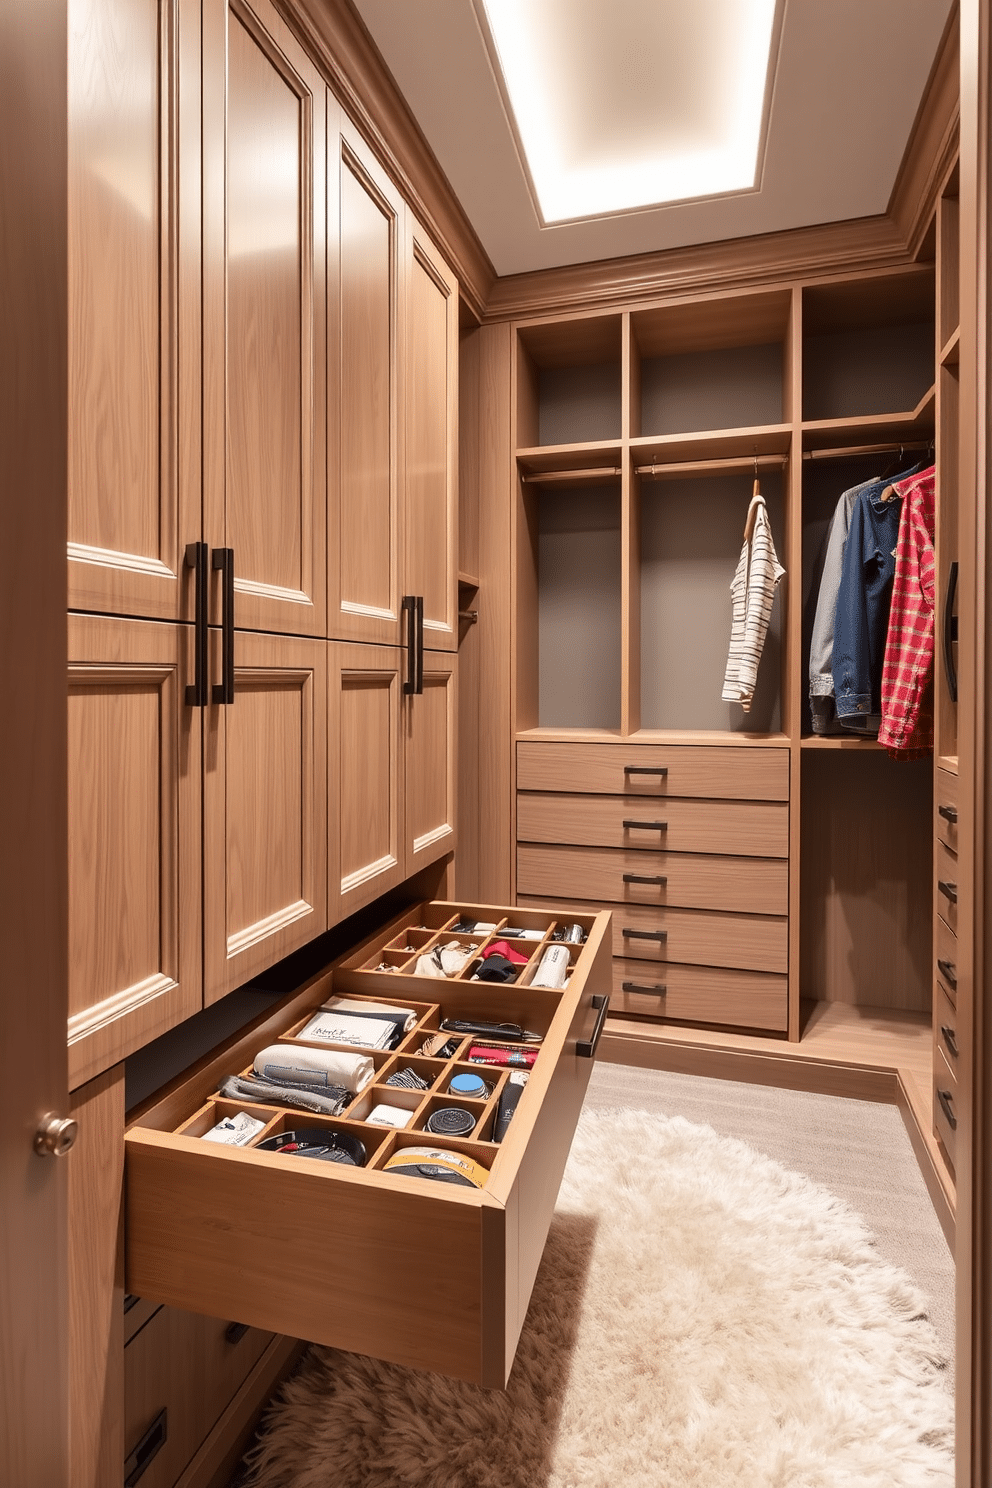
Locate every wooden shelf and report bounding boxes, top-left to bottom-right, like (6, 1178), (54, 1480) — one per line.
(801, 735), (884, 751)
(940, 327), (960, 367)
(516, 440), (622, 476)
(458, 571), (480, 591)
(801, 394), (935, 453)
(630, 424), (792, 464)
(516, 727), (790, 747)
(937, 754), (959, 775)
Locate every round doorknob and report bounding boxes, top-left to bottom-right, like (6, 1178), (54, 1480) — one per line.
(34, 1113), (78, 1157)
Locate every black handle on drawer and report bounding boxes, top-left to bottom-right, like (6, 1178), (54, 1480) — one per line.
(940, 1024), (959, 1059)
(622, 927), (667, 941)
(415, 595), (424, 694)
(622, 873), (668, 885)
(936, 1088), (958, 1131)
(623, 765), (668, 776)
(938, 803), (958, 824)
(576, 994), (609, 1058)
(937, 958), (958, 990)
(402, 594), (418, 695)
(938, 880), (958, 905)
(622, 820), (667, 831)
(622, 980), (667, 995)
(184, 541), (208, 707)
(124, 1408), (167, 1486)
(943, 560), (959, 704)
(225, 1320), (250, 1345)
(212, 547), (235, 705)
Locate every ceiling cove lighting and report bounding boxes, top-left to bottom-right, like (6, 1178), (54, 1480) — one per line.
(476, 0), (781, 224)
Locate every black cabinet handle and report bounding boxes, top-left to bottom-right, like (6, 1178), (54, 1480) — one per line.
(938, 804), (958, 824)
(940, 1024), (959, 1059)
(622, 927), (667, 941)
(125, 1407), (167, 1486)
(936, 958), (957, 990)
(576, 993), (609, 1058)
(622, 819), (667, 831)
(622, 874), (667, 885)
(402, 595), (423, 695)
(622, 981), (667, 995)
(937, 1088), (957, 1131)
(184, 542), (208, 707)
(225, 1320), (250, 1345)
(623, 764), (668, 776)
(938, 880), (958, 905)
(212, 548), (235, 705)
(416, 595), (425, 694)
(943, 560), (959, 704)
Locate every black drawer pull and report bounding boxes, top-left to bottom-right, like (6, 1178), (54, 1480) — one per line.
(622, 981), (667, 995)
(212, 547), (235, 705)
(936, 1088), (957, 1131)
(938, 804), (958, 824)
(940, 1024), (959, 1059)
(938, 880), (958, 905)
(623, 765), (668, 776)
(184, 541), (208, 707)
(622, 927), (667, 942)
(125, 1408), (167, 1486)
(225, 1321), (250, 1345)
(943, 560), (958, 704)
(622, 819), (667, 831)
(576, 994), (609, 1058)
(936, 958), (957, 990)
(623, 874), (667, 885)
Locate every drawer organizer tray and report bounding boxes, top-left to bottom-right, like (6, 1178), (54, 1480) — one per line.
(125, 902), (612, 1388)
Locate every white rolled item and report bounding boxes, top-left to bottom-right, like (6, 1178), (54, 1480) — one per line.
(531, 944), (570, 989)
(253, 1043), (375, 1095)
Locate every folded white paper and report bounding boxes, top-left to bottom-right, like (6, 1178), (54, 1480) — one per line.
(323, 996), (417, 1033)
(297, 1008), (394, 1049)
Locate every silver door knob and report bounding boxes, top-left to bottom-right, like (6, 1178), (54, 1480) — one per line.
(34, 1113), (78, 1157)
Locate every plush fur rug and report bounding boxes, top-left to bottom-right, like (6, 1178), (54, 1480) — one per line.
(242, 1107), (954, 1488)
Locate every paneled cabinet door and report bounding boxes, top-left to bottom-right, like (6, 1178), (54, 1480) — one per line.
(202, 630), (327, 1004)
(327, 123), (405, 646)
(203, 0), (327, 637)
(67, 0), (200, 622)
(67, 615), (201, 1089)
(403, 222), (459, 652)
(405, 651), (458, 870)
(328, 642), (407, 923)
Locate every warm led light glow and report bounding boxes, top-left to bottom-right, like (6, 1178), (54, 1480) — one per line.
(478, 0), (779, 223)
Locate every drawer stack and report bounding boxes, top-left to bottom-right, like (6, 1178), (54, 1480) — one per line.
(516, 742), (790, 1034)
(933, 769), (959, 1169)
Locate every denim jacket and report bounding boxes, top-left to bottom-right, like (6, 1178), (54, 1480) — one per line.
(832, 479), (905, 732)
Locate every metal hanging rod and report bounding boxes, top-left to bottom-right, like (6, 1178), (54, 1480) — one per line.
(636, 453), (788, 480)
(520, 467), (622, 484)
(458, 609), (478, 624)
(802, 439), (933, 463)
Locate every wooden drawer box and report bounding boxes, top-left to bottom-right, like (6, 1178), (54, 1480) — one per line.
(610, 958), (788, 1032)
(519, 896), (787, 974)
(517, 792), (789, 859)
(934, 1044), (958, 1169)
(936, 838), (959, 935)
(125, 901), (611, 1390)
(517, 741), (789, 801)
(936, 912), (958, 1007)
(125, 1302), (274, 1488)
(935, 768), (959, 853)
(517, 842), (788, 916)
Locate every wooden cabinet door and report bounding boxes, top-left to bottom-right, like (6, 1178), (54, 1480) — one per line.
(67, 615), (201, 1089)
(68, 0), (200, 622)
(404, 651), (457, 871)
(327, 123), (405, 646)
(403, 222), (459, 652)
(203, 630), (327, 1004)
(203, 0), (326, 637)
(328, 643), (406, 923)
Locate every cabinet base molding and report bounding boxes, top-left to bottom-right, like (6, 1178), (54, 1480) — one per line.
(173, 1335), (306, 1488)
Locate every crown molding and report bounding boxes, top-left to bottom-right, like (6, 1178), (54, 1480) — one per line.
(888, 5), (960, 257)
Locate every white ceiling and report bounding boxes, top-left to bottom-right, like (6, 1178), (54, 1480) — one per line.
(352, 0), (954, 278)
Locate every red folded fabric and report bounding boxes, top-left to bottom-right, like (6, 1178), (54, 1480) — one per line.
(483, 939), (528, 966)
(467, 1045), (538, 1068)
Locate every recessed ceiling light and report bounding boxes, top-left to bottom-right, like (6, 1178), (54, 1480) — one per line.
(475, 0), (782, 225)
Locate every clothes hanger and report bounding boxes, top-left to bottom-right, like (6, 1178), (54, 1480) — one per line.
(743, 457), (762, 542)
(879, 446), (904, 502)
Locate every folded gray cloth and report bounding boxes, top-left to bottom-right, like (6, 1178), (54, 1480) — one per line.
(218, 1073), (349, 1117)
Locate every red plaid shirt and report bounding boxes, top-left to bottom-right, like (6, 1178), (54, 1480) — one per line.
(877, 467), (936, 759)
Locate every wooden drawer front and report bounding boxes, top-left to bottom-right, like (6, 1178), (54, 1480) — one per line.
(125, 902), (613, 1389)
(517, 842), (788, 916)
(519, 896), (787, 974)
(935, 769), (959, 853)
(934, 980), (959, 1072)
(933, 1044), (958, 1169)
(935, 838), (959, 936)
(517, 792), (788, 858)
(611, 959), (788, 1032)
(517, 742), (789, 801)
(936, 912), (958, 1007)
(125, 1304), (273, 1488)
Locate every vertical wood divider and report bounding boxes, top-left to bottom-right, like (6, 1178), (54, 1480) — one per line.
(786, 285), (804, 1039)
(621, 313), (640, 735)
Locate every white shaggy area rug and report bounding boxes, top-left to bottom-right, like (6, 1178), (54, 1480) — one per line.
(243, 1107), (954, 1488)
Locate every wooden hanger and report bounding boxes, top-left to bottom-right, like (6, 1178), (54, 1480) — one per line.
(743, 476), (763, 543)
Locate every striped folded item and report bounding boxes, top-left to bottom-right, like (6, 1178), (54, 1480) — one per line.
(218, 1073), (349, 1117)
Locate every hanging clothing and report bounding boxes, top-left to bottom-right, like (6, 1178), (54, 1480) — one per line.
(722, 491), (785, 712)
(877, 466), (937, 758)
(831, 481), (905, 733)
(808, 477), (878, 735)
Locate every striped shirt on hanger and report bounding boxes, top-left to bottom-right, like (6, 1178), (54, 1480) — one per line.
(722, 493), (785, 713)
